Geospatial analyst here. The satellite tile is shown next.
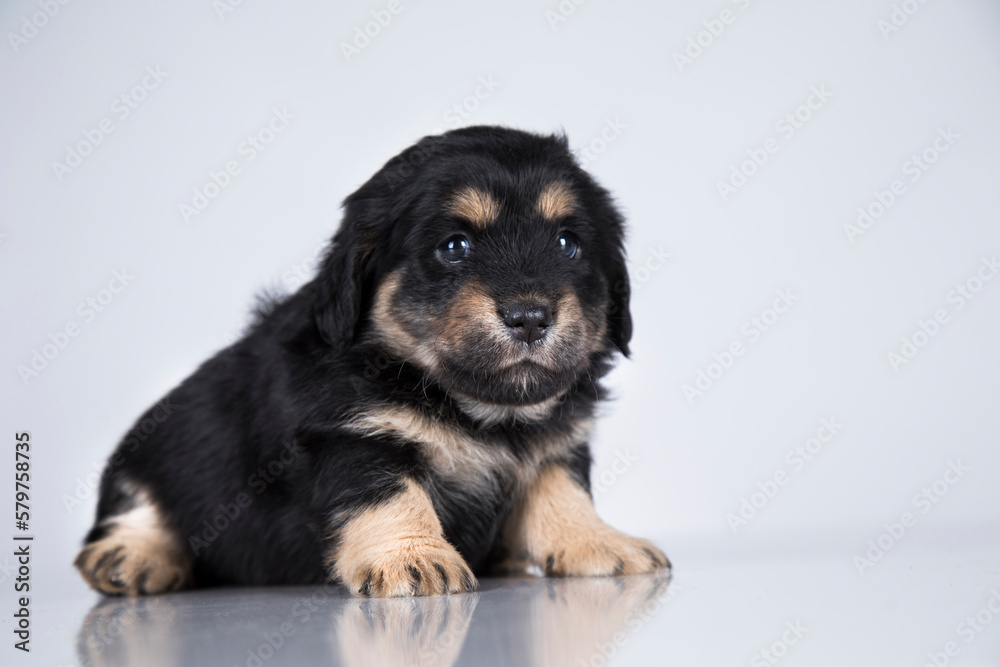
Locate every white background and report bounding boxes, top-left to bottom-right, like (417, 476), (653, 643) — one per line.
(1, 0), (999, 662)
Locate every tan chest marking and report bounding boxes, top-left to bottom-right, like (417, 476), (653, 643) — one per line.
(342, 403), (593, 490)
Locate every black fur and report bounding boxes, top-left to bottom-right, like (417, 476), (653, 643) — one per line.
(82, 125), (632, 588)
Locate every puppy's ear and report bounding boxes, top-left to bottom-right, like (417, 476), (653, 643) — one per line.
(314, 133), (457, 347)
(314, 225), (370, 348)
(606, 242), (633, 357)
(579, 170), (633, 358)
(313, 181), (407, 347)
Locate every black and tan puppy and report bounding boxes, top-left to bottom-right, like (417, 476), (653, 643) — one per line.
(75, 125), (670, 597)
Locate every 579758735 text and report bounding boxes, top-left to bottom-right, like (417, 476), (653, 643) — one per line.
(13, 431), (32, 653)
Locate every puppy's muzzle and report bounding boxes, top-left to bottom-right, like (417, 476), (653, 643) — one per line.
(501, 302), (552, 345)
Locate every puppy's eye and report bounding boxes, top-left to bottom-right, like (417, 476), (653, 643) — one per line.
(440, 235), (471, 263)
(558, 232), (579, 259)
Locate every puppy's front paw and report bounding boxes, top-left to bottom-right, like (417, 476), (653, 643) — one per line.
(330, 479), (478, 597)
(544, 531), (670, 577)
(342, 536), (477, 598)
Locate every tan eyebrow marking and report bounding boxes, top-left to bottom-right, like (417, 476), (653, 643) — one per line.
(536, 181), (577, 221)
(446, 187), (500, 227)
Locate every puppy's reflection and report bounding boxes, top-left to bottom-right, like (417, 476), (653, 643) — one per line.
(527, 574), (673, 666)
(333, 573), (672, 667)
(75, 597), (179, 667)
(75, 574), (672, 667)
(334, 593), (479, 667)
(75, 589), (341, 667)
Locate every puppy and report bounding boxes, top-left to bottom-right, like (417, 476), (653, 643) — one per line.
(75, 125), (670, 597)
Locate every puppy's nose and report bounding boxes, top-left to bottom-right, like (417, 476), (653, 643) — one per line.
(501, 303), (552, 344)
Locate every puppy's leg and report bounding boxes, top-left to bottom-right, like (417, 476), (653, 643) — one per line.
(501, 464), (670, 577)
(75, 483), (191, 596)
(328, 478), (476, 597)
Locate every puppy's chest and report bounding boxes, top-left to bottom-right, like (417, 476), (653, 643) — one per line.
(343, 404), (592, 569)
(418, 417), (590, 569)
(344, 404), (591, 491)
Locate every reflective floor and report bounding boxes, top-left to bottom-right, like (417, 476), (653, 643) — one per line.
(28, 541), (1000, 666)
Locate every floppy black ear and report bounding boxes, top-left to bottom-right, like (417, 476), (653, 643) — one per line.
(606, 242), (633, 357)
(313, 215), (374, 348)
(313, 130), (466, 347)
(313, 144), (431, 348)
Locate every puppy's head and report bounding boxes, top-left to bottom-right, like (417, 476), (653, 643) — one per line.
(316, 126), (631, 409)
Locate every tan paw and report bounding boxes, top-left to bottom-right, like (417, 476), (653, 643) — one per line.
(543, 532), (670, 577)
(342, 536), (477, 598)
(75, 534), (190, 596)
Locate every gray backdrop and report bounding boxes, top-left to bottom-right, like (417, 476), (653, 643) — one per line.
(1, 0), (998, 631)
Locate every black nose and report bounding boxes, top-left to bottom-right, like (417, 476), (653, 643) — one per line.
(501, 303), (553, 344)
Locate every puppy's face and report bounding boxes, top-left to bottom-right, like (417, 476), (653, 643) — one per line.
(320, 128), (631, 410)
